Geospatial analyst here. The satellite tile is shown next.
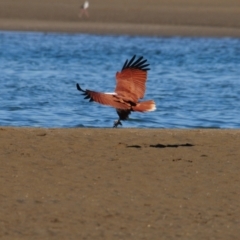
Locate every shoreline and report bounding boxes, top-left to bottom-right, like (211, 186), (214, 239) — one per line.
(1, 0), (240, 37)
(1, 19), (240, 38)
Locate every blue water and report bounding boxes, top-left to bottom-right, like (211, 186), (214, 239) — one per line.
(1, 31), (240, 128)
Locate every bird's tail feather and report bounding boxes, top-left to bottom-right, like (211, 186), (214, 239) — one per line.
(132, 100), (156, 112)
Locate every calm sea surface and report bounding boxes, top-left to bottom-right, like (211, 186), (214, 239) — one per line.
(1, 31), (240, 128)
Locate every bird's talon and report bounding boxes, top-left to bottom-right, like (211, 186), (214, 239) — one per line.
(113, 120), (122, 128)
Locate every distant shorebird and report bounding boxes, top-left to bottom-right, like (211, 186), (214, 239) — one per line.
(79, 1), (89, 18)
(76, 55), (156, 127)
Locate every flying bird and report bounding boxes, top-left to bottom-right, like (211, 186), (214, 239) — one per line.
(76, 55), (156, 127)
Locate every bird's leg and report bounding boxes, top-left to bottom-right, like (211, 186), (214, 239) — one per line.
(113, 119), (122, 128)
(78, 10), (83, 18)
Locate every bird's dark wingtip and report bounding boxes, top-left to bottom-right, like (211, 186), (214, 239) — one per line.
(122, 55), (150, 72)
(76, 83), (85, 92)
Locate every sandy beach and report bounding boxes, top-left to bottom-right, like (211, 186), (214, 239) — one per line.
(1, 0), (240, 239)
(1, 0), (240, 37)
(1, 127), (240, 239)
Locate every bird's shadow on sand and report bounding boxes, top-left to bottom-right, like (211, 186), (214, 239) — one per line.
(127, 143), (194, 148)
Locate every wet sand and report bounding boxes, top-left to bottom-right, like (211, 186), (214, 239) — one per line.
(1, 127), (240, 239)
(1, 0), (240, 37)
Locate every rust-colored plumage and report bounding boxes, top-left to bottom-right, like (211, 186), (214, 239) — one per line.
(76, 55), (156, 127)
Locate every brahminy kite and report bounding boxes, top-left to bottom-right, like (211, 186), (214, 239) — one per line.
(76, 55), (156, 127)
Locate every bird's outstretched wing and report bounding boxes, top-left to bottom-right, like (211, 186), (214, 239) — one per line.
(76, 83), (130, 109)
(115, 55), (150, 102)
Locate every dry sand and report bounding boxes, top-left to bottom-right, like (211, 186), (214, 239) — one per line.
(1, 0), (240, 37)
(1, 127), (240, 239)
